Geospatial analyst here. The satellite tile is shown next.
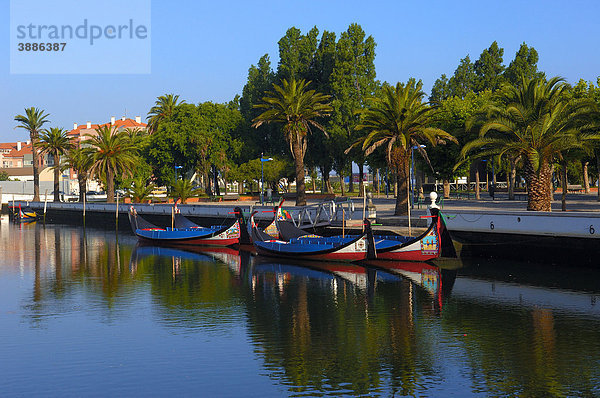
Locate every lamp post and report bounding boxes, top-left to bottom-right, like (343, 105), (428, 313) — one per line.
(174, 165), (182, 180)
(260, 153), (273, 204)
(411, 145), (426, 209)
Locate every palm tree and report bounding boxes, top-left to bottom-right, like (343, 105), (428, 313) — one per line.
(461, 76), (600, 211)
(64, 147), (93, 202)
(14, 107), (50, 201)
(85, 125), (140, 203)
(147, 94), (185, 133)
(252, 78), (332, 206)
(357, 79), (455, 215)
(128, 175), (156, 203)
(169, 179), (200, 204)
(38, 128), (73, 201)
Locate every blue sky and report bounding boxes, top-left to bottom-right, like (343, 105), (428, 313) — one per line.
(2, 0), (599, 141)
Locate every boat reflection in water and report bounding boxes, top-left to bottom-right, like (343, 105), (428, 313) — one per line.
(5, 220), (599, 397)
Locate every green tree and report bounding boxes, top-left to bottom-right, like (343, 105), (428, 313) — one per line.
(239, 55), (278, 159)
(428, 91), (491, 198)
(277, 26), (319, 81)
(474, 41), (505, 92)
(252, 78), (332, 206)
(504, 43), (541, 87)
(430, 74), (450, 105)
(0, 171), (10, 181)
(448, 55), (477, 98)
(128, 175), (156, 203)
(461, 76), (600, 211)
(169, 179), (200, 204)
(147, 94), (185, 133)
(359, 79), (455, 215)
(330, 23), (377, 194)
(64, 147), (93, 202)
(14, 107), (50, 201)
(38, 127), (73, 201)
(86, 125), (140, 203)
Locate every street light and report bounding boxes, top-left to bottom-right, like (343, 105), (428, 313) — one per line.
(174, 165), (182, 180)
(411, 145), (426, 209)
(260, 153), (273, 205)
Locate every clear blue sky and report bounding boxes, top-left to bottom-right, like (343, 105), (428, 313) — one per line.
(2, 0), (599, 141)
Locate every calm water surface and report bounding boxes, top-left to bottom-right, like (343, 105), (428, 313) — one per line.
(1, 217), (599, 397)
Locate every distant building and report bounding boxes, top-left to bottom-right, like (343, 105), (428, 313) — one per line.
(68, 116), (147, 145)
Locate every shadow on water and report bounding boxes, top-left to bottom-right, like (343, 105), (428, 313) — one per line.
(2, 220), (599, 397)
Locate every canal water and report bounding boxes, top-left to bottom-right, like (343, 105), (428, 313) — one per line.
(1, 218), (599, 397)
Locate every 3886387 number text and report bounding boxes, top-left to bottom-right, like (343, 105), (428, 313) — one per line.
(17, 43), (66, 51)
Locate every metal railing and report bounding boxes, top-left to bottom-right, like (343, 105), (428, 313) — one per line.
(290, 198), (356, 228)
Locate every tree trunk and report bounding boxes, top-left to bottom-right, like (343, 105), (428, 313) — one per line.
(339, 171), (345, 196)
(583, 161), (590, 193)
(597, 151), (600, 202)
(291, 138), (306, 206)
(53, 153), (60, 202)
(375, 169), (380, 195)
(524, 158), (552, 211)
(213, 165), (220, 196)
(79, 176), (86, 202)
(508, 158), (516, 200)
(106, 168), (115, 203)
(475, 165), (481, 200)
(31, 134), (40, 201)
(348, 162), (354, 193)
(394, 150), (410, 216)
(358, 163), (364, 197)
(443, 179), (450, 199)
(561, 161), (567, 211)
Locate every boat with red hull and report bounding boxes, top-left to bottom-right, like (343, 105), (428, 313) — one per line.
(251, 212), (375, 262)
(275, 208), (445, 262)
(128, 207), (242, 246)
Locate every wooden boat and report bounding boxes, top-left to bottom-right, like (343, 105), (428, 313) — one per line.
(128, 206), (241, 246)
(251, 212), (374, 262)
(9, 204), (37, 222)
(276, 208), (445, 262)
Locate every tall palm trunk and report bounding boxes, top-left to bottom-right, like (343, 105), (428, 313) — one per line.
(524, 158), (552, 211)
(508, 157), (517, 200)
(53, 153), (60, 202)
(291, 137), (306, 206)
(358, 163), (364, 197)
(596, 151), (600, 202)
(443, 179), (450, 199)
(31, 135), (40, 201)
(560, 161), (568, 211)
(106, 168), (115, 203)
(394, 150), (410, 215)
(475, 164), (481, 200)
(78, 176), (86, 202)
(339, 171), (345, 196)
(583, 161), (590, 193)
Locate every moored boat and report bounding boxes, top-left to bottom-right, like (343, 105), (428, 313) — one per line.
(128, 206), (241, 246)
(9, 204), (37, 223)
(251, 212), (374, 262)
(275, 207), (445, 262)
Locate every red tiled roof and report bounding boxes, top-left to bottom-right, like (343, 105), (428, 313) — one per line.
(68, 118), (147, 136)
(0, 142), (18, 150)
(4, 144), (33, 157)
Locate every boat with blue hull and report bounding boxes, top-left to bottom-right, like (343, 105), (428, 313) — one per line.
(128, 207), (242, 246)
(275, 208), (446, 262)
(250, 212), (374, 262)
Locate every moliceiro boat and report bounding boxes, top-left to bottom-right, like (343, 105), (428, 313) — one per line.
(128, 206), (243, 246)
(250, 212), (375, 262)
(9, 204), (37, 223)
(275, 196), (445, 262)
